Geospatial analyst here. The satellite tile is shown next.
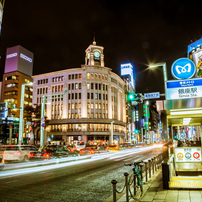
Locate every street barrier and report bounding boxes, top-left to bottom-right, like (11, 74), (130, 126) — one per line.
(111, 152), (165, 201)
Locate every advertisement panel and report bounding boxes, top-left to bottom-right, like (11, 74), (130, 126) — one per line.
(120, 63), (134, 88)
(175, 147), (201, 162)
(166, 78), (202, 100)
(188, 38), (202, 78)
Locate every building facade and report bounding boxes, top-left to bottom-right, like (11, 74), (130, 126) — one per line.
(32, 41), (126, 145)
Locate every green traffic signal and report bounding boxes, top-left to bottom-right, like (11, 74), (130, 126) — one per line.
(127, 93), (135, 101)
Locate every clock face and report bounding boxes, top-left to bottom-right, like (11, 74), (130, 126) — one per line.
(94, 51), (100, 58)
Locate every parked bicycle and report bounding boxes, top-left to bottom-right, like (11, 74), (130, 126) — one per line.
(124, 161), (144, 200)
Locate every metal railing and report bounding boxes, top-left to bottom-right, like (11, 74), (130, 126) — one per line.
(111, 153), (164, 202)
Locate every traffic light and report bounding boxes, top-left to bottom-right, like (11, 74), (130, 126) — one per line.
(127, 93), (135, 101)
(135, 129), (139, 134)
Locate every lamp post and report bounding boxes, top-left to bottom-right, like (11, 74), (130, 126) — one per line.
(19, 82), (33, 145)
(149, 62), (167, 94)
(40, 90), (67, 147)
(149, 62), (167, 141)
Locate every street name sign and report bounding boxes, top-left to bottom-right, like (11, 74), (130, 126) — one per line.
(144, 92), (160, 99)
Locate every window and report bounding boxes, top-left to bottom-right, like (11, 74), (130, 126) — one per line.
(106, 85), (108, 91)
(95, 103), (98, 109)
(99, 74), (101, 79)
(91, 103), (94, 109)
(99, 103), (101, 109)
(72, 83), (74, 90)
(87, 103), (90, 109)
(68, 84), (71, 90)
(99, 113), (101, 118)
(95, 83), (98, 90)
(75, 83), (78, 89)
(106, 94), (108, 100)
(72, 74), (74, 80)
(68, 103), (70, 110)
(87, 83), (90, 89)
(99, 84), (101, 90)
(99, 93), (101, 100)
(46, 87), (48, 93)
(79, 74), (82, 79)
(72, 93), (74, 99)
(102, 84), (105, 90)
(95, 93), (98, 99)
(91, 93), (94, 99)
(71, 103), (74, 109)
(103, 94), (105, 100)
(37, 89), (39, 94)
(68, 94), (71, 100)
(38, 80), (40, 85)
(91, 113), (94, 118)
(75, 93), (78, 99)
(79, 93), (81, 99)
(103, 104), (105, 110)
(87, 93), (90, 99)
(91, 73), (94, 79)
(43, 88), (45, 93)
(91, 83), (94, 89)
(61, 85), (63, 91)
(75, 103), (77, 109)
(87, 73), (90, 79)
(95, 74), (97, 79)
(79, 83), (81, 89)
(40, 88), (42, 94)
(68, 75), (71, 80)
(75, 74), (78, 79)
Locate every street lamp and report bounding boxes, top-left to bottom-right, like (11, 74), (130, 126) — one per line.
(19, 82), (33, 145)
(149, 62), (167, 94)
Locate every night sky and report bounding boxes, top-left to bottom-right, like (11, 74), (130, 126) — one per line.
(1, 0), (202, 93)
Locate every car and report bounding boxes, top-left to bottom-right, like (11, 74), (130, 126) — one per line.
(0, 145), (32, 162)
(0, 157), (4, 170)
(40, 145), (76, 158)
(28, 146), (45, 160)
(74, 141), (86, 151)
(98, 145), (109, 153)
(79, 144), (98, 155)
(108, 144), (119, 152)
(134, 142), (146, 148)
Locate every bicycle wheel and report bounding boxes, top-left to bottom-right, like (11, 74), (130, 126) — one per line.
(136, 176), (143, 197)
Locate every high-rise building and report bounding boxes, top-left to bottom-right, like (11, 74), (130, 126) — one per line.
(32, 41), (126, 145)
(0, 45), (34, 144)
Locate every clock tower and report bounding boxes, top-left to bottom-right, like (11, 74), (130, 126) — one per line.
(85, 39), (104, 67)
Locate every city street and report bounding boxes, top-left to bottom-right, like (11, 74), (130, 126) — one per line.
(0, 146), (162, 202)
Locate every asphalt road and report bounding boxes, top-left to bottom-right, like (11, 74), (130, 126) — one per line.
(0, 146), (163, 202)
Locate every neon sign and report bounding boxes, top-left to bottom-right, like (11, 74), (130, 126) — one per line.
(20, 53), (32, 63)
(6, 53), (17, 59)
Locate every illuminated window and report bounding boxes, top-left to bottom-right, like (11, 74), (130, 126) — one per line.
(102, 75), (104, 80)
(71, 114), (74, 119)
(105, 75), (108, 81)
(87, 113), (90, 118)
(61, 104), (63, 110)
(79, 74), (82, 79)
(79, 103), (81, 108)
(61, 85), (63, 91)
(99, 103), (101, 109)
(95, 74), (97, 79)
(75, 103), (77, 109)
(68, 113), (70, 118)
(99, 113), (101, 118)
(91, 103), (94, 109)
(68, 103), (70, 110)
(99, 74), (101, 79)
(75, 113), (78, 119)
(71, 103), (74, 109)
(91, 73), (94, 79)
(103, 114), (105, 118)
(87, 73), (90, 79)
(75, 83), (78, 89)
(91, 113), (94, 118)
(95, 103), (98, 109)
(96, 113), (98, 118)
(87, 83), (90, 89)
(95, 93), (98, 99)
(103, 104), (105, 110)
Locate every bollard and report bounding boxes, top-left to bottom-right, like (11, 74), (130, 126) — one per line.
(145, 162), (148, 182)
(162, 162), (170, 189)
(152, 158), (154, 175)
(111, 179), (117, 202)
(148, 159), (151, 178)
(133, 168), (137, 195)
(124, 172), (129, 202)
(154, 156), (157, 172)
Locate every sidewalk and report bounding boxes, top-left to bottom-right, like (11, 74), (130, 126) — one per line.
(105, 168), (202, 202)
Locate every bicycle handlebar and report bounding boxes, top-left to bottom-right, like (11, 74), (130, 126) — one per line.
(124, 160), (144, 167)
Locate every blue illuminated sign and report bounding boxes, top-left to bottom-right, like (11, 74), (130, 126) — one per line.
(171, 58), (196, 80)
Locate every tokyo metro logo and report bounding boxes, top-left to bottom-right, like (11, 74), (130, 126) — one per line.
(171, 58), (196, 80)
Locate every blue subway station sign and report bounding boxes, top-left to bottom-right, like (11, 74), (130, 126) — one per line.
(171, 58), (196, 80)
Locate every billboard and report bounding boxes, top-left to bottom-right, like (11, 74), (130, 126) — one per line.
(121, 63), (134, 88)
(188, 38), (202, 78)
(166, 78), (202, 100)
(4, 45), (34, 76)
